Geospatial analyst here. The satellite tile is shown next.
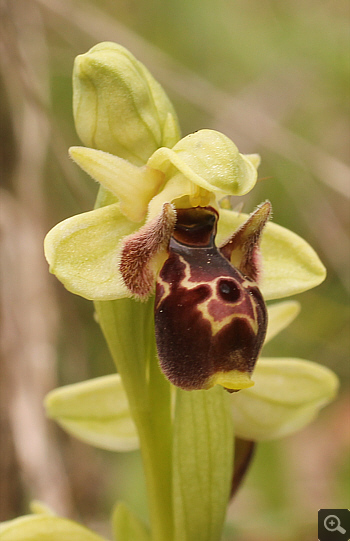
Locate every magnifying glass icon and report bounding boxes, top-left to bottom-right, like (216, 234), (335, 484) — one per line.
(324, 514), (346, 534)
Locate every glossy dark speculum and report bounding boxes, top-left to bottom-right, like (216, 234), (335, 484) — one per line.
(154, 207), (268, 391)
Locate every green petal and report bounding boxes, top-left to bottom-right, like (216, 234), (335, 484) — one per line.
(69, 147), (164, 222)
(0, 515), (107, 541)
(112, 502), (150, 541)
(265, 300), (301, 343)
(148, 130), (258, 197)
(217, 209), (326, 299)
(231, 358), (339, 441)
(44, 203), (137, 301)
(45, 375), (138, 452)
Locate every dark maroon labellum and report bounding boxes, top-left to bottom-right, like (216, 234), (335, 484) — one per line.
(154, 206), (268, 391)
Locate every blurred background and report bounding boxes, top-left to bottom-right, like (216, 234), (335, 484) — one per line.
(0, 0), (349, 539)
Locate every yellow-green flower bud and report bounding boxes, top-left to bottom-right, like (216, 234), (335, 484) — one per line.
(73, 42), (180, 165)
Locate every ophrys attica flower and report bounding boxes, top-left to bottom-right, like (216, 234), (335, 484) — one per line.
(44, 43), (326, 393)
(45, 128), (273, 391)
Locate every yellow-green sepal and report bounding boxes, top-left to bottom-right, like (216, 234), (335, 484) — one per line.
(0, 515), (107, 541)
(45, 374), (138, 452)
(265, 300), (301, 343)
(217, 209), (326, 299)
(44, 203), (137, 301)
(231, 358), (339, 441)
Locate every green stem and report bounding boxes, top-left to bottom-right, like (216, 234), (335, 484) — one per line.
(95, 298), (173, 541)
(139, 347), (173, 541)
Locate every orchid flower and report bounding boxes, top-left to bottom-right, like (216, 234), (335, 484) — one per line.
(44, 106), (325, 392)
(3, 42), (338, 541)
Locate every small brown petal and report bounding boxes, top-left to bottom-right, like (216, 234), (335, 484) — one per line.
(220, 201), (272, 282)
(119, 203), (176, 299)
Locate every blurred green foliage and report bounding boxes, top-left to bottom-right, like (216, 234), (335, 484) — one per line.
(1, 0), (349, 539)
